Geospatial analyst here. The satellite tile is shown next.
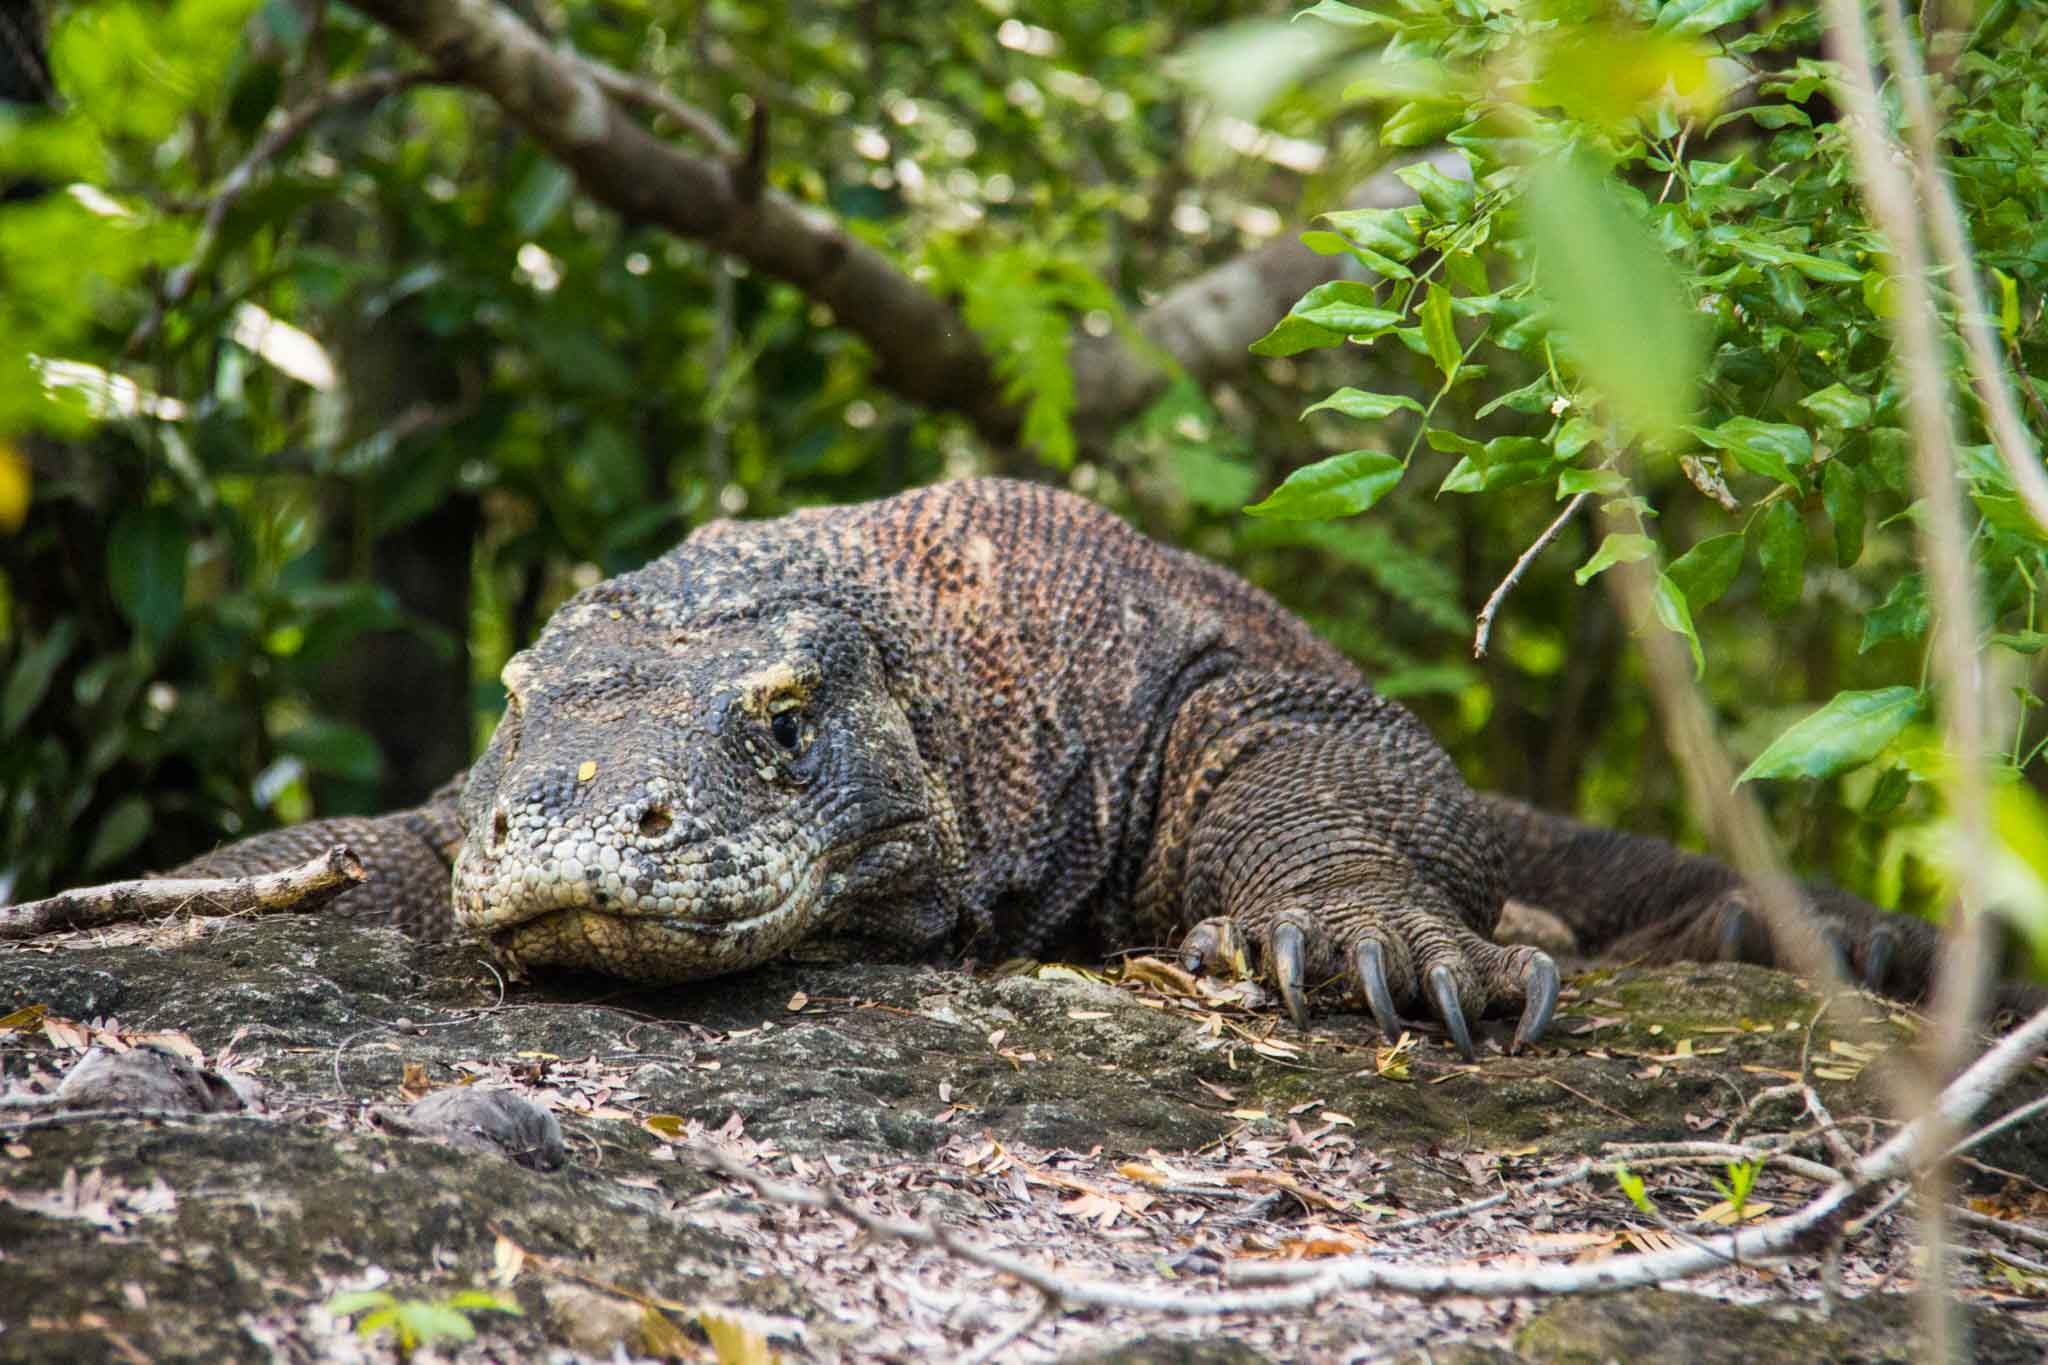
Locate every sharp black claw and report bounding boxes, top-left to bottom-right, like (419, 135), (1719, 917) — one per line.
(1863, 926), (1896, 991)
(1820, 922), (1852, 979)
(1271, 922), (1311, 1032)
(1512, 952), (1559, 1054)
(1353, 938), (1403, 1042)
(1717, 906), (1753, 962)
(1428, 964), (1475, 1062)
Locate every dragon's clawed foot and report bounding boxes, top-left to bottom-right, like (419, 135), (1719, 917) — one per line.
(1178, 912), (1559, 1060)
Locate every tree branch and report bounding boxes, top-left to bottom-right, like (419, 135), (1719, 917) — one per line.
(341, 0), (1436, 453)
(0, 845), (366, 939)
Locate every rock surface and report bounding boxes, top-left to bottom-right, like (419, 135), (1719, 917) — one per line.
(3, 912), (2045, 1361)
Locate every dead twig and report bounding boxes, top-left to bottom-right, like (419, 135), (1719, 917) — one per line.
(0, 845), (365, 940)
(1473, 492), (1589, 659)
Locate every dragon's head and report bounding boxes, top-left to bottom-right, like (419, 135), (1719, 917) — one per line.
(451, 561), (955, 980)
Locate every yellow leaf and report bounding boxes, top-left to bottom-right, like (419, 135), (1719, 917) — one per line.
(0, 1004), (48, 1032)
(577, 760), (598, 782)
(785, 991), (809, 1012)
(643, 1114), (690, 1139)
(699, 1308), (777, 1365)
(639, 1306), (695, 1360)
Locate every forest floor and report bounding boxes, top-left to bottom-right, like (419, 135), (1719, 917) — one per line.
(4, 908), (2047, 1362)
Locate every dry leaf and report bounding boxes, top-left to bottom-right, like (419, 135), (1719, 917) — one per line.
(785, 991), (809, 1012)
(0, 1004), (48, 1032)
(492, 1233), (527, 1285)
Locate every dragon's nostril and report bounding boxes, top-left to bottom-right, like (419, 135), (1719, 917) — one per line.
(638, 804), (673, 839)
(491, 809), (510, 849)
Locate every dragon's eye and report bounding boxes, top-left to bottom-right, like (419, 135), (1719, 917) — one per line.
(769, 709), (803, 751)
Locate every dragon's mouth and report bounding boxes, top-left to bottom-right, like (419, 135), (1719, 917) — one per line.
(457, 818), (925, 981)
(481, 856), (833, 981)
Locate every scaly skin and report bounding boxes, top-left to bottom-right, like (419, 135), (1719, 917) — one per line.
(166, 479), (1950, 1054)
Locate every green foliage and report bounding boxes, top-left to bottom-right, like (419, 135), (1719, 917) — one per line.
(0, 1), (1229, 896)
(326, 1288), (520, 1358)
(1713, 1157), (1763, 1220)
(1613, 1162), (1655, 1215)
(1219, 0), (2048, 919)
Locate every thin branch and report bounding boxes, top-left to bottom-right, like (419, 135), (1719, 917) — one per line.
(1874, 0), (2048, 537)
(124, 69), (437, 358)
(1473, 492), (1589, 658)
(1822, 7), (2001, 1354)
(0, 845), (365, 940)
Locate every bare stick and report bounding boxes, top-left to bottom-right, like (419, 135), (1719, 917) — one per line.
(0, 845), (365, 940)
(1473, 492), (1589, 658)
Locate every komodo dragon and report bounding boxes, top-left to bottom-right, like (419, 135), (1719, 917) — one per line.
(160, 478), (1933, 1058)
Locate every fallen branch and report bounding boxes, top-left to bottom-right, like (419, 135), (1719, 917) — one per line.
(0, 845), (365, 940)
(684, 1002), (2048, 1315)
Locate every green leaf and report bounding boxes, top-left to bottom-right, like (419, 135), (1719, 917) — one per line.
(1991, 630), (2048, 655)
(1301, 388), (1426, 422)
(107, 504), (189, 647)
(1425, 426), (1485, 461)
(1686, 417), (1813, 489)
(1799, 384), (1873, 431)
(1666, 533), (1745, 611)
(1654, 0), (1767, 34)
(1394, 161), (1477, 219)
(1297, 0), (1385, 27)
(1317, 209), (1422, 259)
(84, 796), (152, 872)
(1653, 571), (1705, 676)
(1860, 574), (1929, 652)
(1821, 460), (1865, 567)
(1553, 416), (1597, 459)
(3, 619), (76, 738)
(1996, 268), (2021, 343)
(1296, 300), (1404, 333)
(1757, 499), (1806, 614)
(1574, 532), (1655, 585)
(1245, 450), (1405, 520)
(1521, 153), (1706, 442)
(1419, 283), (1461, 381)
(1250, 314), (1346, 357)
(1557, 466), (1627, 497)
(1737, 687), (1924, 783)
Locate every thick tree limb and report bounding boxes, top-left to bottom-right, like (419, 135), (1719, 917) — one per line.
(0, 845), (366, 939)
(341, 0), (1427, 452)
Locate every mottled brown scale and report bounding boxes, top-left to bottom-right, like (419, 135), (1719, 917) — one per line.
(165, 479), (1960, 1047)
